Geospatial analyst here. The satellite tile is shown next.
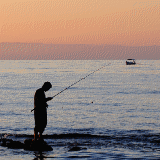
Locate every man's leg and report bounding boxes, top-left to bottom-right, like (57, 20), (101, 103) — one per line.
(39, 128), (44, 140)
(39, 132), (42, 140)
(34, 128), (38, 141)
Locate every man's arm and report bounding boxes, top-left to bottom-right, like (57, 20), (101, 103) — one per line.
(46, 97), (53, 102)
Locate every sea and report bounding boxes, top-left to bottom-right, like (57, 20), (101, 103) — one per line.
(0, 60), (160, 160)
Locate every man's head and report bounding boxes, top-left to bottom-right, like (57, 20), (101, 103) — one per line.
(42, 82), (52, 91)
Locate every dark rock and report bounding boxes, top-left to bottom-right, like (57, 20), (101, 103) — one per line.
(69, 146), (82, 151)
(8, 140), (24, 149)
(1, 138), (24, 149)
(68, 146), (87, 152)
(1, 138), (52, 151)
(24, 139), (53, 151)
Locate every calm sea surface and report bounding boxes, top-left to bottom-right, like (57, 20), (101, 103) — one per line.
(0, 60), (160, 159)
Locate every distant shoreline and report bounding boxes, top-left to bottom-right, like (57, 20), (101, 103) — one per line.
(1, 43), (160, 60)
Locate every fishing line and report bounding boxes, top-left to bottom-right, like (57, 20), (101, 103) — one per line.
(31, 63), (110, 112)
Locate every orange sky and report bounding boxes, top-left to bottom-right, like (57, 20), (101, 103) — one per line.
(0, 0), (160, 46)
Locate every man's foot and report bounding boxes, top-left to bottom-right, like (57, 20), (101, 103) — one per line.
(32, 138), (37, 142)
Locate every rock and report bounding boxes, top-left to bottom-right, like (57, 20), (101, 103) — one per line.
(24, 139), (53, 151)
(68, 146), (87, 152)
(69, 146), (82, 151)
(1, 139), (24, 149)
(1, 138), (53, 151)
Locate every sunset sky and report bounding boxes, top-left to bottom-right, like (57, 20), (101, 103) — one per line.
(0, 0), (160, 46)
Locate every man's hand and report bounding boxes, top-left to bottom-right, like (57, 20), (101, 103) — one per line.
(47, 97), (53, 101)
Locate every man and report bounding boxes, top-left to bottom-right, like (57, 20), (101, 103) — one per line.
(34, 82), (53, 141)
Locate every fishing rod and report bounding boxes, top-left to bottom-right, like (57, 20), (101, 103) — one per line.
(31, 64), (110, 112)
(51, 64), (110, 99)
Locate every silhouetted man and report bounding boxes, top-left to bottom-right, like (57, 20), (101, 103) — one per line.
(34, 82), (53, 141)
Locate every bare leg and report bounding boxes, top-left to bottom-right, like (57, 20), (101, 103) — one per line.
(34, 128), (38, 141)
(39, 132), (42, 140)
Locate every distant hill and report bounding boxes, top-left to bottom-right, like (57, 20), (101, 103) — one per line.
(0, 43), (160, 60)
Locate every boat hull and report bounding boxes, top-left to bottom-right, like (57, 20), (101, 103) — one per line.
(126, 62), (136, 65)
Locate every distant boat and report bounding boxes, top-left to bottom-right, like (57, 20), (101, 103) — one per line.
(126, 59), (136, 65)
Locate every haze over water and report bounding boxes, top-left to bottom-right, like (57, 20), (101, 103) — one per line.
(0, 60), (160, 159)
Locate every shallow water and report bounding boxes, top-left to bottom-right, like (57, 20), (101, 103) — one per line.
(0, 60), (160, 159)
